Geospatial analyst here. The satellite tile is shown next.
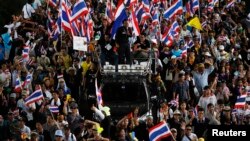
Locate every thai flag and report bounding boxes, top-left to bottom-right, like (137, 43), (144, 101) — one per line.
(202, 21), (207, 28)
(161, 33), (173, 47)
(168, 94), (179, 107)
(207, 1), (214, 12)
(142, 0), (150, 12)
(130, 7), (140, 36)
(111, 0), (128, 39)
(171, 21), (180, 35)
(152, 11), (159, 26)
(22, 45), (30, 62)
(185, 0), (193, 17)
(149, 121), (172, 141)
(49, 0), (58, 7)
(234, 94), (247, 109)
(105, 0), (114, 23)
(22, 73), (32, 88)
(226, 0), (235, 8)
(62, 0), (72, 33)
(86, 15), (94, 42)
(72, 21), (81, 36)
(71, 0), (88, 22)
(47, 8), (55, 26)
(15, 77), (22, 92)
(95, 78), (103, 108)
(25, 89), (44, 105)
(130, 0), (138, 7)
(136, 4), (151, 24)
(49, 106), (59, 113)
(163, 0), (183, 20)
(185, 40), (194, 48)
(27, 58), (34, 66)
(51, 16), (61, 40)
(192, 0), (199, 13)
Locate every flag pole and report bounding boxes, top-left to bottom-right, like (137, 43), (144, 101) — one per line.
(60, 0), (63, 52)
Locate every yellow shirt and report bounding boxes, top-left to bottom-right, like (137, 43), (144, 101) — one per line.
(62, 55), (72, 69)
(81, 61), (91, 76)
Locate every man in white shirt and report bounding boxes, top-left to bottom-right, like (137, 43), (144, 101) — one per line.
(32, 0), (42, 10)
(182, 125), (198, 141)
(22, 0), (35, 19)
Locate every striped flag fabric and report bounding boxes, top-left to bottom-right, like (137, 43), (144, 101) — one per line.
(130, 7), (140, 36)
(25, 89), (44, 105)
(71, 0), (88, 22)
(22, 45), (30, 62)
(142, 0), (150, 12)
(192, 0), (199, 13)
(226, 0), (235, 9)
(149, 121), (172, 141)
(14, 77), (22, 92)
(49, 105), (59, 113)
(62, 0), (72, 33)
(105, 0), (114, 23)
(111, 0), (128, 39)
(234, 94), (247, 109)
(95, 78), (103, 108)
(163, 0), (183, 20)
(22, 73), (33, 88)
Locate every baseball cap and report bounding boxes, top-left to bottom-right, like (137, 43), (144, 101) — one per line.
(55, 130), (64, 137)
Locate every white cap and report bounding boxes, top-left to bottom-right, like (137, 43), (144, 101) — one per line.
(204, 51), (211, 57)
(171, 55), (177, 59)
(219, 45), (224, 50)
(55, 130), (64, 137)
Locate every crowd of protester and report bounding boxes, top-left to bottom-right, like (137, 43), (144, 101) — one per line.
(0, 0), (250, 141)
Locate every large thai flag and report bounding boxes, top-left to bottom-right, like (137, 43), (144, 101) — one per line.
(152, 10), (159, 26)
(130, 7), (140, 36)
(15, 77), (22, 92)
(111, 0), (128, 39)
(142, 0), (150, 12)
(95, 78), (103, 108)
(51, 16), (61, 40)
(192, 0), (199, 13)
(49, 106), (59, 113)
(163, 0), (183, 20)
(105, 0), (114, 23)
(71, 0), (88, 22)
(234, 94), (247, 109)
(25, 89), (44, 105)
(62, 0), (72, 33)
(149, 121), (172, 141)
(136, 4), (151, 24)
